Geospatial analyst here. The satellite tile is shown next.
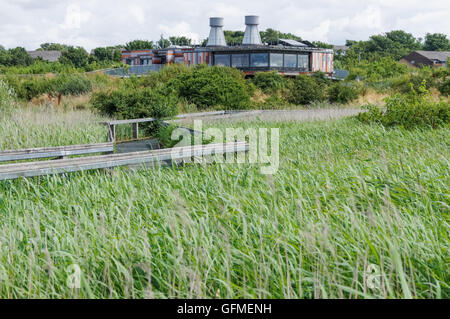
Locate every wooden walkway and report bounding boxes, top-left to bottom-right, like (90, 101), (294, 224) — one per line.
(0, 142), (113, 162)
(100, 111), (250, 142)
(0, 142), (248, 181)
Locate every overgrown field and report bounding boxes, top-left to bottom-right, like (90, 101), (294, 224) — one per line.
(0, 107), (448, 298)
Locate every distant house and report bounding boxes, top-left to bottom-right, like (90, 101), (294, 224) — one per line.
(333, 45), (349, 56)
(399, 50), (450, 68)
(27, 50), (62, 62)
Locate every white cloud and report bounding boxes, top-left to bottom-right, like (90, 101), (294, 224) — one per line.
(0, 0), (448, 50)
(129, 5), (146, 25)
(157, 22), (201, 44)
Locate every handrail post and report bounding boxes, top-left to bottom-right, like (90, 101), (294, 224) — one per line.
(108, 124), (116, 143)
(132, 123), (139, 139)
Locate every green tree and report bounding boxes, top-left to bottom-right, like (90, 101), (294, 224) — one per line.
(157, 35), (171, 49)
(39, 43), (69, 51)
(312, 41), (333, 49)
(91, 47), (122, 62)
(0, 46), (12, 66)
(9, 47), (33, 66)
(260, 28), (301, 44)
(59, 46), (89, 68)
(365, 30), (421, 60)
(385, 30), (422, 50)
(169, 36), (192, 46)
(423, 33), (450, 51)
(124, 40), (154, 51)
(224, 31), (244, 45)
(345, 40), (358, 47)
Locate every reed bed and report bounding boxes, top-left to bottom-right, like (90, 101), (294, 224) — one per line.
(0, 108), (448, 298)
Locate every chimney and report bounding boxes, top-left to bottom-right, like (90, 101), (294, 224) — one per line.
(206, 17), (227, 46)
(242, 15), (262, 45)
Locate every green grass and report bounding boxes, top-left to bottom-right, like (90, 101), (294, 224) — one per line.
(0, 107), (107, 150)
(0, 109), (448, 298)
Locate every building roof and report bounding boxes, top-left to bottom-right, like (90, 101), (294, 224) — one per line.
(27, 50), (62, 62)
(412, 50), (450, 62)
(333, 45), (349, 51)
(278, 39), (307, 47)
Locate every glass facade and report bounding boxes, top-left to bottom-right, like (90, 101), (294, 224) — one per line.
(232, 54), (249, 67)
(284, 54), (297, 68)
(270, 53), (283, 67)
(214, 54), (231, 67)
(213, 51), (312, 71)
(298, 54), (309, 71)
(250, 53), (269, 67)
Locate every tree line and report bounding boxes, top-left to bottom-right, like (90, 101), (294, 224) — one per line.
(0, 30), (448, 69)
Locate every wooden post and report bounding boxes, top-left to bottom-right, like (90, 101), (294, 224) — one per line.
(132, 123), (139, 139)
(108, 124), (116, 142)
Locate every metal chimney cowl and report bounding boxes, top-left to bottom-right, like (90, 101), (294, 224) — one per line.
(242, 15), (262, 45)
(206, 17), (227, 47)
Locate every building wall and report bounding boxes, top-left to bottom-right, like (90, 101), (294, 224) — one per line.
(400, 51), (433, 68)
(122, 47), (333, 75)
(311, 51), (333, 73)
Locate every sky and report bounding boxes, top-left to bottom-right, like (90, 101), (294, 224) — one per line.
(0, 0), (449, 51)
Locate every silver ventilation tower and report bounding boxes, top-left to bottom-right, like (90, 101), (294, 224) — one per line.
(242, 15), (262, 45)
(206, 17), (227, 46)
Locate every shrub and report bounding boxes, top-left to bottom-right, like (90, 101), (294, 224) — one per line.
(252, 71), (285, 93)
(53, 75), (92, 96)
(258, 95), (291, 110)
(287, 75), (326, 105)
(311, 72), (332, 86)
(438, 79), (450, 96)
(328, 82), (359, 104)
(157, 124), (183, 148)
(348, 57), (408, 82)
(170, 65), (250, 110)
(91, 85), (178, 120)
(3, 75), (94, 100)
(392, 68), (435, 94)
(357, 90), (449, 129)
(19, 77), (52, 100)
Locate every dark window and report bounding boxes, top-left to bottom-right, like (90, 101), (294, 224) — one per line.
(232, 54), (249, 67)
(270, 53), (283, 67)
(298, 54), (309, 71)
(250, 53), (269, 67)
(284, 54), (297, 68)
(214, 54), (230, 67)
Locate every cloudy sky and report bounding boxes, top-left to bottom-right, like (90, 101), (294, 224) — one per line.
(1, 0), (449, 50)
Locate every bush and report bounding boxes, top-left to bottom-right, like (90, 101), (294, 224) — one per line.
(311, 72), (332, 86)
(252, 71), (285, 93)
(392, 75), (431, 94)
(438, 79), (450, 96)
(357, 90), (449, 129)
(91, 85), (178, 120)
(287, 75), (326, 105)
(18, 77), (52, 100)
(348, 57), (408, 82)
(53, 75), (92, 96)
(328, 82), (359, 104)
(3, 74), (94, 100)
(170, 65), (250, 110)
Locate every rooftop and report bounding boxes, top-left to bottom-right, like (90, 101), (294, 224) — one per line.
(27, 50), (62, 62)
(413, 50), (450, 62)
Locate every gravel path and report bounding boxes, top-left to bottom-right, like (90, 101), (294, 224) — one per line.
(174, 108), (363, 124)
